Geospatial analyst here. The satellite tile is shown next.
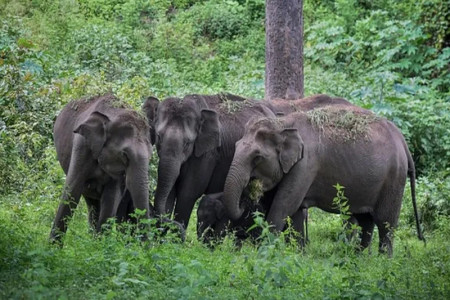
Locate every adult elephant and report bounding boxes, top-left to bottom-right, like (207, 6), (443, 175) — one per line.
(195, 94), (360, 244)
(50, 94), (152, 244)
(222, 105), (423, 256)
(142, 93), (275, 229)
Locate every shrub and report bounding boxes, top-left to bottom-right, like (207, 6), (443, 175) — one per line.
(0, 18), (57, 194)
(148, 18), (196, 63)
(401, 172), (450, 233)
(77, 0), (168, 24)
(179, 0), (251, 41)
(62, 23), (135, 80)
(349, 72), (450, 175)
(393, 96), (450, 174)
(304, 7), (449, 92)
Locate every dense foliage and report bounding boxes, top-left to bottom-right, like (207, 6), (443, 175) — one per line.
(1, 0), (449, 298)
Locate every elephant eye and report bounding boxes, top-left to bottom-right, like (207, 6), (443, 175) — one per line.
(253, 154), (263, 166)
(120, 151), (129, 164)
(183, 141), (192, 151)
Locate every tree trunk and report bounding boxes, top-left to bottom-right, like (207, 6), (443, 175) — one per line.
(265, 0), (304, 101)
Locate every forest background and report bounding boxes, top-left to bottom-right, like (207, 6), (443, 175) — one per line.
(0, 0), (449, 298)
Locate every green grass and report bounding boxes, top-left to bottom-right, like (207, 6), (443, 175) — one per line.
(1, 189), (449, 299)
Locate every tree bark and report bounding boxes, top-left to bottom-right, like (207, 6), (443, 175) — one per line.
(265, 0), (304, 101)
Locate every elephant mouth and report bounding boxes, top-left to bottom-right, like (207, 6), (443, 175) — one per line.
(105, 169), (126, 179)
(242, 178), (265, 203)
(98, 161), (126, 179)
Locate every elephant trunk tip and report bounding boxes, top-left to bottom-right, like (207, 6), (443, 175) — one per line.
(225, 199), (246, 221)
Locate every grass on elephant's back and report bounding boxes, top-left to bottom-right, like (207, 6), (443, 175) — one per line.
(307, 106), (381, 142)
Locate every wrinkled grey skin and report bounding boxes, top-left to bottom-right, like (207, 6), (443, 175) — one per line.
(194, 94), (358, 245)
(195, 94), (355, 244)
(269, 94), (373, 244)
(223, 106), (423, 256)
(50, 94), (152, 244)
(142, 93), (275, 229)
(197, 191), (309, 246)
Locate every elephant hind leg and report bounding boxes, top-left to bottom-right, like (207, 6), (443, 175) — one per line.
(374, 205), (399, 257)
(374, 193), (402, 256)
(290, 208), (308, 248)
(377, 222), (394, 256)
(353, 213), (375, 252)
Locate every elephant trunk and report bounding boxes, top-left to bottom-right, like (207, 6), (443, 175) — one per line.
(223, 159), (250, 221)
(154, 155), (181, 216)
(126, 151), (151, 219)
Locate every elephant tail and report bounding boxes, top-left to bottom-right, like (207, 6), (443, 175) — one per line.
(407, 148), (425, 243)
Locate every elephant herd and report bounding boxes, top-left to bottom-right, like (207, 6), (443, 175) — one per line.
(50, 92), (423, 256)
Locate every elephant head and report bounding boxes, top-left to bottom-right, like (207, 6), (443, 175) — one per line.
(73, 105), (152, 223)
(223, 117), (304, 220)
(142, 95), (221, 216)
(75, 109), (151, 178)
(197, 193), (228, 243)
(50, 94), (153, 243)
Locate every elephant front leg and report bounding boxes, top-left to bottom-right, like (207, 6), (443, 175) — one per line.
(50, 180), (84, 244)
(173, 156), (217, 229)
(50, 137), (94, 244)
(266, 167), (313, 236)
(173, 189), (206, 230)
(96, 180), (122, 232)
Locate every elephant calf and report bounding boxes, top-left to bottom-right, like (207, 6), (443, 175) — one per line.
(197, 192), (265, 244)
(50, 94), (153, 244)
(197, 191), (309, 246)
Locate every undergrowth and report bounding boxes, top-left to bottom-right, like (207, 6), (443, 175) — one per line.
(0, 0), (449, 298)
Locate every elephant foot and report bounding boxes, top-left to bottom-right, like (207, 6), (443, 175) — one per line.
(49, 229), (64, 247)
(153, 218), (186, 243)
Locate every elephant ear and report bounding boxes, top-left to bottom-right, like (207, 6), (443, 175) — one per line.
(142, 96), (159, 145)
(194, 109), (221, 157)
(279, 128), (304, 174)
(74, 111), (110, 159)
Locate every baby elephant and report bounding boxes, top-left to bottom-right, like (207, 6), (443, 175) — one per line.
(197, 192), (265, 244)
(197, 192), (309, 245)
(50, 94), (153, 244)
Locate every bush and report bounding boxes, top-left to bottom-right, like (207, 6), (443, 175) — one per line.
(180, 0), (251, 41)
(62, 23), (135, 80)
(304, 7), (449, 92)
(77, 0), (168, 26)
(393, 96), (450, 174)
(348, 70), (450, 175)
(401, 172), (450, 233)
(0, 18), (57, 194)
